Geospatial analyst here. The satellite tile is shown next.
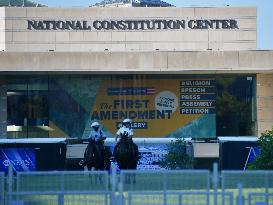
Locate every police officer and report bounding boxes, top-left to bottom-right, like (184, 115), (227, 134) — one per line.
(114, 118), (139, 165)
(115, 118), (133, 142)
(79, 122), (106, 168)
(89, 122), (107, 167)
(89, 122), (106, 142)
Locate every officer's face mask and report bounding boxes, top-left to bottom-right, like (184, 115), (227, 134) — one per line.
(124, 123), (130, 128)
(93, 126), (99, 132)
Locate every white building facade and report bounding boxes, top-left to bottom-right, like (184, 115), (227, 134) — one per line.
(0, 7), (272, 160)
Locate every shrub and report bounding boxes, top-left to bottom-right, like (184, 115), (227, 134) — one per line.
(248, 126), (273, 170)
(160, 137), (194, 169)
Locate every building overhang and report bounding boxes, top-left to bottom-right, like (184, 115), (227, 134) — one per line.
(0, 50), (273, 74)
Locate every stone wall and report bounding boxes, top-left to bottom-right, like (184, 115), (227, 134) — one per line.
(2, 7), (257, 52)
(0, 50), (272, 73)
(0, 8), (5, 51)
(257, 74), (273, 136)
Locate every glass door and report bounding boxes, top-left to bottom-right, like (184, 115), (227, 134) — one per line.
(7, 76), (49, 138)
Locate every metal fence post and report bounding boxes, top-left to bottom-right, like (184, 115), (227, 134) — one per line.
(236, 183), (244, 205)
(213, 163), (218, 205)
(264, 172), (269, 205)
(163, 172), (167, 205)
(0, 173), (3, 205)
(111, 163), (117, 205)
(222, 172), (225, 205)
(118, 180), (124, 205)
(178, 193), (182, 205)
(58, 172), (64, 205)
(105, 172), (109, 205)
(128, 192), (132, 205)
(7, 164), (13, 205)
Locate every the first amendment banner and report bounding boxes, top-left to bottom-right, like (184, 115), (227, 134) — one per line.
(90, 77), (216, 138)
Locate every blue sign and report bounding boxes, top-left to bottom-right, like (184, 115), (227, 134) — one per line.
(180, 86), (215, 94)
(180, 94), (216, 101)
(108, 144), (167, 170)
(0, 148), (36, 173)
(180, 108), (215, 114)
(116, 121), (148, 129)
(244, 147), (261, 170)
(248, 147), (261, 163)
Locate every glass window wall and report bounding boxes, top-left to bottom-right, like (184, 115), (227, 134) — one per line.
(4, 74), (256, 139)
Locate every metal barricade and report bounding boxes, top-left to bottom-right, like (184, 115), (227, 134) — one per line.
(8, 171), (110, 205)
(127, 191), (234, 205)
(222, 171), (273, 205)
(3, 167), (273, 205)
(119, 170), (211, 205)
(248, 193), (273, 205)
(120, 170), (210, 191)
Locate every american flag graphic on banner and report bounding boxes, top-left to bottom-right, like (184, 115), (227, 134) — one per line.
(146, 87), (156, 95)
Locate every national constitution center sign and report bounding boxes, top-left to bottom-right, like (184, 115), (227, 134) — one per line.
(27, 19), (239, 31)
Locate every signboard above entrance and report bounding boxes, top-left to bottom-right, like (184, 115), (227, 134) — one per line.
(27, 19), (239, 31)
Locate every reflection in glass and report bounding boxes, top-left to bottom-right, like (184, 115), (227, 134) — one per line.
(216, 75), (256, 136)
(7, 77), (49, 138)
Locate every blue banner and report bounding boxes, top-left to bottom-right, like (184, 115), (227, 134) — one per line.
(137, 145), (168, 170)
(0, 148), (36, 173)
(108, 145), (167, 170)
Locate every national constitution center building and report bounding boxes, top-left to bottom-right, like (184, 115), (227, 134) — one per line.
(0, 0), (273, 158)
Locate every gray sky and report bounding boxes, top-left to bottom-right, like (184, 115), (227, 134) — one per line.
(35, 0), (273, 49)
